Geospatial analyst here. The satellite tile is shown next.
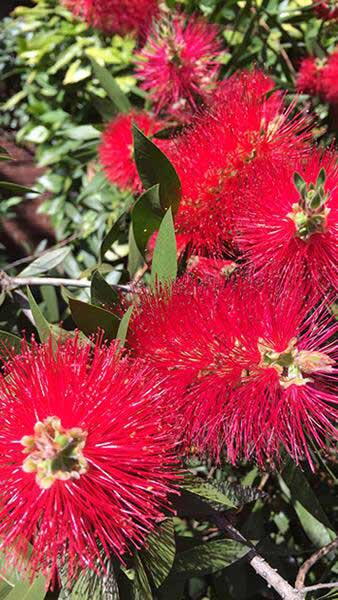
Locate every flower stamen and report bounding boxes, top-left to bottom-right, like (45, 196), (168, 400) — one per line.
(21, 416), (88, 490)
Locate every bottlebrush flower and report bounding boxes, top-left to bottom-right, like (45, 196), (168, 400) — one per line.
(235, 149), (338, 293)
(163, 69), (309, 256)
(313, 1), (338, 20)
(99, 111), (163, 193)
(0, 337), (178, 584)
(135, 13), (222, 119)
(62, 0), (159, 36)
(128, 277), (337, 469)
(221, 283), (338, 469)
(296, 56), (327, 97)
(322, 49), (338, 104)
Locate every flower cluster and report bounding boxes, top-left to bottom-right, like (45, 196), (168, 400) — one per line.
(0, 338), (178, 584)
(62, 0), (159, 36)
(128, 277), (337, 469)
(161, 69), (309, 257)
(135, 13), (222, 120)
(297, 49), (338, 105)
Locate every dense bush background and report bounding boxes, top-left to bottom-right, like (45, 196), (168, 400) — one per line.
(0, 1), (337, 599)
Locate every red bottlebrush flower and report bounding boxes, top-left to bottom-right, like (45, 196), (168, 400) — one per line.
(322, 49), (338, 104)
(62, 0), (159, 37)
(296, 56), (327, 97)
(0, 337), (177, 584)
(313, 0), (338, 20)
(136, 13), (222, 119)
(235, 149), (338, 294)
(128, 277), (338, 469)
(99, 110), (163, 193)
(221, 283), (338, 469)
(163, 69), (309, 256)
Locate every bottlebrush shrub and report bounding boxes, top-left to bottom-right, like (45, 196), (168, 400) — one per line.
(163, 69), (309, 257)
(99, 110), (164, 193)
(135, 13), (222, 120)
(297, 50), (338, 105)
(62, 0), (159, 36)
(321, 48), (338, 105)
(296, 56), (327, 98)
(127, 276), (337, 469)
(0, 337), (178, 584)
(313, 0), (338, 20)
(235, 148), (338, 293)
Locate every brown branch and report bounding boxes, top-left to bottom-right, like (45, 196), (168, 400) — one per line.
(295, 537), (338, 590)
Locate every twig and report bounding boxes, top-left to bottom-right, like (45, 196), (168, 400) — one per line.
(301, 582), (338, 593)
(10, 277), (91, 289)
(295, 538), (338, 589)
(249, 554), (301, 600)
(215, 517), (302, 599)
(0, 272), (132, 292)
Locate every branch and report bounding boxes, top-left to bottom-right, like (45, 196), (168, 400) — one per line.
(302, 582), (338, 593)
(10, 276), (91, 288)
(295, 538), (338, 589)
(249, 554), (301, 600)
(0, 272), (131, 292)
(214, 517), (303, 600)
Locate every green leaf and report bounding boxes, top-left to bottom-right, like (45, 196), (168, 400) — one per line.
(91, 271), (119, 309)
(150, 208), (177, 290)
(63, 125), (100, 141)
(171, 539), (249, 579)
(69, 298), (120, 341)
(280, 461), (335, 548)
(128, 223), (145, 279)
(132, 184), (162, 255)
(5, 576), (45, 600)
(141, 519), (175, 588)
(90, 59), (131, 113)
(182, 474), (236, 510)
(133, 554), (152, 600)
(27, 287), (53, 342)
(0, 182), (38, 195)
(116, 305), (133, 347)
(133, 125), (181, 213)
(0, 331), (23, 360)
(19, 247), (71, 277)
(100, 212), (128, 262)
(59, 566), (119, 599)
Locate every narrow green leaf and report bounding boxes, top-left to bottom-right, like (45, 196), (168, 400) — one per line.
(150, 208), (177, 290)
(0, 182), (38, 195)
(19, 247), (71, 277)
(172, 540), (249, 579)
(182, 474), (236, 510)
(132, 125), (181, 213)
(141, 519), (175, 588)
(90, 59), (131, 113)
(100, 212), (128, 262)
(69, 298), (120, 341)
(128, 224), (145, 279)
(133, 554), (152, 600)
(27, 287), (52, 342)
(132, 184), (162, 255)
(116, 305), (133, 347)
(91, 271), (119, 309)
(280, 461), (335, 547)
(5, 576), (45, 600)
